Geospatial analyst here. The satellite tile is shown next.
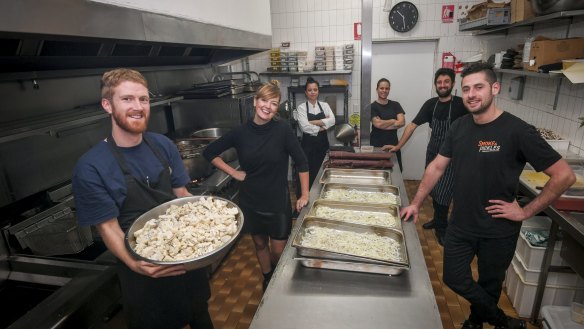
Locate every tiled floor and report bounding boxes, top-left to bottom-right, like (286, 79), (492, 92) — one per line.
(100, 180), (539, 329)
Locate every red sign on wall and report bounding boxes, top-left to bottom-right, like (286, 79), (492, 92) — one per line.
(442, 5), (455, 23)
(354, 22), (362, 40)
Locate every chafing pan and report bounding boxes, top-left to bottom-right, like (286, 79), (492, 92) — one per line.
(294, 255), (408, 276)
(319, 168), (392, 185)
(125, 196), (244, 271)
(292, 217), (409, 267)
(320, 183), (401, 206)
(307, 200), (402, 230)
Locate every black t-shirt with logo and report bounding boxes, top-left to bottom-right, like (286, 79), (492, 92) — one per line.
(439, 112), (561, 238)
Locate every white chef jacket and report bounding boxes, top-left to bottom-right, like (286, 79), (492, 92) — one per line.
(296, 101), (336, 137)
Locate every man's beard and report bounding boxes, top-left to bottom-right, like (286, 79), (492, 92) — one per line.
(436, 86), (453, 98)
(112, 105), (148, 134)
(467, 96), (493, 116)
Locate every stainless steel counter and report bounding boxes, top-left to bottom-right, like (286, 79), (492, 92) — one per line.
(249, 163), (442, 329)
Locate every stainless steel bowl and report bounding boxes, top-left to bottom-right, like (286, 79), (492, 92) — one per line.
(125, 196), (244, 271)
(334, 123), (356, 144)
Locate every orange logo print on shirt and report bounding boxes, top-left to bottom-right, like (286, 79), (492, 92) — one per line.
(478, 140), (501, 153)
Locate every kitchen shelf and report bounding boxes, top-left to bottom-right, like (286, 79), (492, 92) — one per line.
(0, 96), (183, 144)
(495, 68), (563, 79)
(260, 70), (352, 76)
(462, 9), (584, 35)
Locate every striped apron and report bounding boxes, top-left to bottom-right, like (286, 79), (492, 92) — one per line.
(426, 100), (455, 206)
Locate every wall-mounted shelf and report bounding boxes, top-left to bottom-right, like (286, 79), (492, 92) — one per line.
(494, 68), (563, 79)
(260, 70), (352, 76)
(461, 9), (584, 35)
(495, 68), (565, 110)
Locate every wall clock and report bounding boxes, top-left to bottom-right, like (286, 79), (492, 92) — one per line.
(388, 1), (419, 33)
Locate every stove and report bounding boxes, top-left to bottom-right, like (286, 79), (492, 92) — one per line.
(0, 186), (120, 329)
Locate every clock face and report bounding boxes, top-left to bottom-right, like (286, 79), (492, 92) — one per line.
(388, 1), (419, 33)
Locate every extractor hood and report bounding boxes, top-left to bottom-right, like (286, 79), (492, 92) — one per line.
(0, 0), (271, 76)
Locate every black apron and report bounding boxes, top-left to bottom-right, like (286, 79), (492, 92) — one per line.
(426, 100), (455, 206)
(301, 101), (330, 186)
(108, 135), (212, 329)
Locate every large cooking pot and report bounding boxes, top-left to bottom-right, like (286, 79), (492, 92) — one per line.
(175, 140), (213, 180)
(531, 0), (584, 14)
(190, 128), (237, 163)
(191, 128), (231, 139)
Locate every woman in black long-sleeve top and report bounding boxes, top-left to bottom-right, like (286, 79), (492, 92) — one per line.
(203, 80), (309, 291)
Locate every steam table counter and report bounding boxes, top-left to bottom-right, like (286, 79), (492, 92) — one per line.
(249, 160), (443, 329)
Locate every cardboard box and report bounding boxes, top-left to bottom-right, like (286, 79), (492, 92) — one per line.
(466, 1), (507, 21)
(511, 0), (536, 23)
(526, 38), (584, 72)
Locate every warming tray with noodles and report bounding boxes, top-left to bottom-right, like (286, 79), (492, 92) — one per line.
(292, 217), (409, 267)
(294, 255), (407, 276)
(307, 200), (402, 230)
(320, 183), (401, 206)
(319, 168), (392, 185)
(125, 196), (243, 271)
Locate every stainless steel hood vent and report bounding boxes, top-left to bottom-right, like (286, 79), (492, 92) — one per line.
(0, 0), (271, 75)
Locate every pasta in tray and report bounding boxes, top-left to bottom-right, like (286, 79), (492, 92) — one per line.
(323, 188), (398, 204)
(300, 226), (402, 262)
(314, 206), (398, 228)
(132, 197), (239, 262)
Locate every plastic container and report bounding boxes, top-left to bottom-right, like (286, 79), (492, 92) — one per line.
(546, 140), (570, 151)
(541, 305), (584, 329)
(573, 302), (584, 325)
(517, 216), (566, 270)
(512, 253), (584, 287)
(505, 261), (584, 318)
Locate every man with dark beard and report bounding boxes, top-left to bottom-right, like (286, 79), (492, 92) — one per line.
(72, 68), (213, 329)
(400, 62), (575, 329)
(383, 68), (467, 245)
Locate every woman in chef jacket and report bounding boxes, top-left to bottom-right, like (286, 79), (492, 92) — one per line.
(297, 77), (336, 187)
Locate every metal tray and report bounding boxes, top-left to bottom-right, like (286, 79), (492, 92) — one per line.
(307, 200), (402, 231)
(125, 196), (244, 271)
(320, 183), (401, 206)
(319, 168), (392, 185)
(292, 217), (408, 267)
(295, 255), (408, 276)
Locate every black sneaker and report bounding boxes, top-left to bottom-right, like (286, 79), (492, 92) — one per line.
(493, 316), (526, 329)
(435, 229), (445, 246)
(422, 219), (436, 229)
(461, 319), (483, 329)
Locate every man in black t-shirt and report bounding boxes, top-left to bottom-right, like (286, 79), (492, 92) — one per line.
(383, 68), (468, 244)
(400, 63), (575, 329)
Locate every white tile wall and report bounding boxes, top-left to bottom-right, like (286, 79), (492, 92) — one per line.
(230, 1), (584, 156)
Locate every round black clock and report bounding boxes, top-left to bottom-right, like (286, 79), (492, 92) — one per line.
(388, 1), (419, 33)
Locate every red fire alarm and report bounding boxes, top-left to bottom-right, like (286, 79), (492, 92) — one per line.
(442, 52), (456, 70)
(354, 22), (362, 40)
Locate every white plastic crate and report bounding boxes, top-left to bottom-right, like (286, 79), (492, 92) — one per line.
(546, 140), (570, 151)
(512, 253), (584, 287)
(517, 216), (566, 271)
(505, 261), (584, 318)
(542, 305), (584, 329)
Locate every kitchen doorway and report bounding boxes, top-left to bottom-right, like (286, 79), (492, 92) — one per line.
(371, 40), (437, 180)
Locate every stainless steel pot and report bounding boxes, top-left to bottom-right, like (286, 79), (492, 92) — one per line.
(190, 128), (237, 163)
(175, 140), (213, 179)
(531, 0), (584, 14)
(191, 128), (231, 139)
(182, 152), (213, 180)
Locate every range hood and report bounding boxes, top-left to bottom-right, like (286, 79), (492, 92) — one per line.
(0, 0), (271, 77)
